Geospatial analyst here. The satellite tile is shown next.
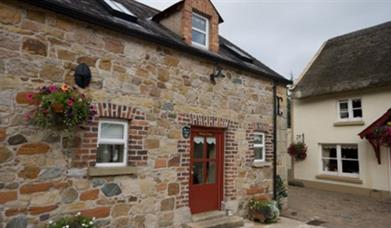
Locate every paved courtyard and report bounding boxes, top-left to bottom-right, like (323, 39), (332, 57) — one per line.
(282, 186), (391, 228)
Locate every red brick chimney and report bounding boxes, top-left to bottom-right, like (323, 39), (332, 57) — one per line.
(153, 0), (223, 53)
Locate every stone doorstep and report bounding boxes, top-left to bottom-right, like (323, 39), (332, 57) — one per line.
(184, 215), (244, 228)
(191, 210), (226, 222)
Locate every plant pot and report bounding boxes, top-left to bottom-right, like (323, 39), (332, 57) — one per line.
(51, 103), (64, 113)
(249, 209), (266, 223)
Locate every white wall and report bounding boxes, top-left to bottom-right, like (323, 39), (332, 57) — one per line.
(293, 89), (391, 191)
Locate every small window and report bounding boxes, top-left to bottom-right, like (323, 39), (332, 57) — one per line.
(321, 144), (359, 177)
(338, 98), (362, 120)
(97, 120), (128, 167)
(192, 13), (209, 49)
(254, 132), (265, 162)
(101, 0), (137, 22)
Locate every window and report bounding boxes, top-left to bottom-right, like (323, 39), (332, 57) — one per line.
(338, 98), (362, 120)
(321, 144), (359, 177)
(97, 120), (128, 167)
(253, 133), (265, 162)
(101, 0), (137, 22)
(192, 12), (209, 49)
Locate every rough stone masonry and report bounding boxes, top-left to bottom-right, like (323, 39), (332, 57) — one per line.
(0, 0), (288, 227)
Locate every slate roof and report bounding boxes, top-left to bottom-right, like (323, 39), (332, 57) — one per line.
(21, 0), (290, 84)
(294, 21), (391, 99)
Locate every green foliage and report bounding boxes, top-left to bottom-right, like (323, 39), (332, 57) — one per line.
(48, 213), (95, 228)
(248, 199), (280, 223)
(27, 84), (96, 134)
(275, 175), (288, 210)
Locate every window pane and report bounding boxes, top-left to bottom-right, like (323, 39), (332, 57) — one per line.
(192, 30), (206, 45)
(341, 145), (358, 159)
(254, 134), (264, 144)
(101, 123), (124, 139)
(193, 162), (204, 184)
(192, 14), (206, 31)
(206, 137), (216, 159)
(339, 101), (348, 110)
(352, 99), (361, 109)
(353, 109), (362, 118)
(206, 162), (216, 184)
(322, 159), (338, 172)
(340, 111), (349, 119)
(322, 145), (337, 158)
(254, 147), (264, 160)
(193, 136), (204, 159)
(342, 160), (359, 174)
(97, 144), (124, 163)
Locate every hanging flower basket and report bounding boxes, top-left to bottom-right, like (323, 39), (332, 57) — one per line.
(288, 142), (307, 161)
(26, 84), (96, 133)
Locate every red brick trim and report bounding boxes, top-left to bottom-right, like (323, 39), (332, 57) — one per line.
(246, 123), (273, 164)
(73, 103), (148, 168)
(175, 113), (239, 208)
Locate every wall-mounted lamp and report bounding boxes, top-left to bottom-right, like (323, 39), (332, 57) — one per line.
(210, 66), (225, 84)
(74, 63), (91, 89)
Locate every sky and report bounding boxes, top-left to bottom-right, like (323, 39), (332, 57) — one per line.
(138, 0), (391, 79)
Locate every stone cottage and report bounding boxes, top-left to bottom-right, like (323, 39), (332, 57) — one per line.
(0, 0), (290, 227)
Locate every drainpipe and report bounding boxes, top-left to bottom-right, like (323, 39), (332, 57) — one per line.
(272, 82), (278, 200)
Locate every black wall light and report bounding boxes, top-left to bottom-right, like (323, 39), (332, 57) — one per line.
(210, 66), (225, 84)
(74, 63), (91, 89)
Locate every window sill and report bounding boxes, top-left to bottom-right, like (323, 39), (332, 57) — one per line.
(88, 166), (137, 177)
(316, 174), (362, 184)
(334, 120), (365, 126)
(252, 161), (271, 168)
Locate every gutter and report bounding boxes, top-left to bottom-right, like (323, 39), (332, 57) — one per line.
(19, 0), (291, 85)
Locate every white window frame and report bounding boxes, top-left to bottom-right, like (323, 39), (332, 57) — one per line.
(96, 119), (128, 167)
(253, 132), (266, 162)
(337, 98), (362, 121)
(320, 144), (359, 178)
(191, 12), (209, 49)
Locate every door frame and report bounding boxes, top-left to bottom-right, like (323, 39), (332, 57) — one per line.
(189, 126), (225, 213)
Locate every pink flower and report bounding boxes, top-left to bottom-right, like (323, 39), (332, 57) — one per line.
(67, 99), (74, 107)
(26, 93), (33, 101)
(48, 85), (57, 93)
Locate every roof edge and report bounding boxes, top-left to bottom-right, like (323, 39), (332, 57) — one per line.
(19, 0), (290, 84)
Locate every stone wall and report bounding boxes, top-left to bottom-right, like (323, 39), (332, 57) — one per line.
(0, 1), (287, 227)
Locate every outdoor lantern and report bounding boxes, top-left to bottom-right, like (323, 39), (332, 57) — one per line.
(74, 63), (91, 88)
(210, 66), (225, 84)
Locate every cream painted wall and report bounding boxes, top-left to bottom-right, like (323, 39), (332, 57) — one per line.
(293, 89), (391, 191)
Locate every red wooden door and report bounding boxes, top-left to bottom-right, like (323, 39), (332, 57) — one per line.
(189, 127), (224, 214)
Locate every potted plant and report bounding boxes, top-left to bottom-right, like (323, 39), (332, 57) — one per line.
(288, 142), (307, 161)
(26, 84), (96, 135)
(48, 212), (95, 228)
(248, 199), (280, 223)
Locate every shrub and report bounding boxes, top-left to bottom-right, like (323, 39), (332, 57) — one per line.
(248, 199), (280, 223)
(26, 84), (96, 134)
(275, 175), (288, 210)
(48, 213), (95, 228)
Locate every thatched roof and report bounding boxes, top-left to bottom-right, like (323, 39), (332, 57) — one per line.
(294, 21), (391, 99)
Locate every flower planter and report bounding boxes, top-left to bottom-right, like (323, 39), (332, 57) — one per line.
(51, 103), (64, 113)
(249, 209), (266, 223)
